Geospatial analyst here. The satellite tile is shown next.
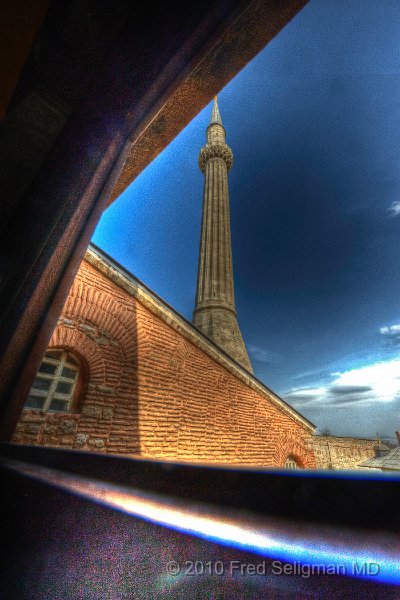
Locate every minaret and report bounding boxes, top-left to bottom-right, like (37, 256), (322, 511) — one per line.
(193, 97), (253, 373)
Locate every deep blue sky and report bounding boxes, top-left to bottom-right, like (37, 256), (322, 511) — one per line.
(93, 0), (400, 439)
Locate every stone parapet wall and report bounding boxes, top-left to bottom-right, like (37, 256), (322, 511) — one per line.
(312, 435), (388, 469)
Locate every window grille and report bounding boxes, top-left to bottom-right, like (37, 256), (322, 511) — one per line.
(25, 350), (79, 412)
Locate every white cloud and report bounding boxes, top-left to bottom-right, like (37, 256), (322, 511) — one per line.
(380, 324), (400, 336)
(388, 201), (400, 217)
(333, 361), (400, 401)
(284, 358), (400, 408)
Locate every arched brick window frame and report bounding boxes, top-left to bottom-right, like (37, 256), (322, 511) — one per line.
(284, 454), (304, 470)
(274, 428), (314, 469)
(24, 347), (89, 413)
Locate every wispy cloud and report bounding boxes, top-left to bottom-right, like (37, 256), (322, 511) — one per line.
(248, 345), (280, 364)
(388, 201), (400, 217)
(292, 368), (332, 382)
(284, 359), (400, 409)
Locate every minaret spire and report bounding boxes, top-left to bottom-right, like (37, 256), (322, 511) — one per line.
(210, 96), (223, 126)
(193, 98), (253, 372)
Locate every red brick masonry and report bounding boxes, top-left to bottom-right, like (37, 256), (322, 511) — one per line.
(13, 246), (316, 468)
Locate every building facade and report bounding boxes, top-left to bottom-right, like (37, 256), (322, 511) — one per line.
(13, 245), (316, 467)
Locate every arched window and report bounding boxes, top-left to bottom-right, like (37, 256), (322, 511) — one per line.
(25, 350), (81, 412)
(284, 456), (301, 470)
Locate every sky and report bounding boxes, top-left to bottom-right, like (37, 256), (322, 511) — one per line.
(92, 0), (400, 440)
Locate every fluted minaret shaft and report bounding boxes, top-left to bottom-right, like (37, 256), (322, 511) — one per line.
(193, 98), (252, 372)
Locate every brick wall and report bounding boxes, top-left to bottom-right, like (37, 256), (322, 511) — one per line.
(13, 248), (316, 468)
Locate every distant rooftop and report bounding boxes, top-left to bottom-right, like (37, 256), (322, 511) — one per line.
(360, 446), (400, 471)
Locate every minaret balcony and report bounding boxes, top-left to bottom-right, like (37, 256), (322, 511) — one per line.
(199, 143), (233, 171)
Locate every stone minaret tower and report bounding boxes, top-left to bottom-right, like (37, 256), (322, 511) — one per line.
(193, 98), (253, 373)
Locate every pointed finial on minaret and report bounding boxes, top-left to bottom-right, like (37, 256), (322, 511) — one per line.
(210, 96), (223, 126)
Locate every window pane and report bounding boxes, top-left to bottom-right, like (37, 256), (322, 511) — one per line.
(49, 399), (68, 412)
(25, 395), (45, 409)
(66, 354), (79, 366)
(55, 381), (73, 395)
(61, 366), (78, 380)
(25, 348), (80, 413)
(45, 350), (62, 360)
(38, 362), (57, 375)
(32, 377), (51, 392)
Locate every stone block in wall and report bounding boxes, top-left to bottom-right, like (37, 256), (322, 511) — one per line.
(58, 317), (74, 327)
(58, 419), (78, 434)
(24, 423), (40, 434)
(102, 408), (113, 420)
(79, 323), (97, 335)
(43, 424), (57, 433)
(76, 433), (89, 447)
(82, 406), (102, 418)
(87, 438), (105, 448)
